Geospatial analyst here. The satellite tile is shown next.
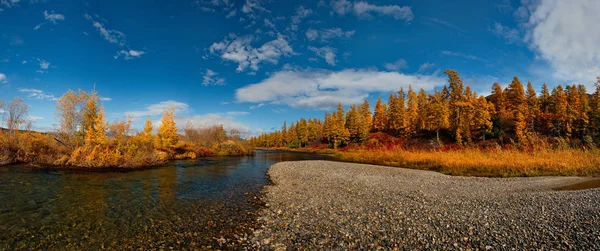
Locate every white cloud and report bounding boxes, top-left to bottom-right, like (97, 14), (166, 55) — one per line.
(418, 62), (435, 72)
(384, 59), (408, 71)
(0, 73), (7, 83)
(309, 46), (337, 66)
(426, 17), (463, 32)
(249, 102), (265, 110)
(21, 60), (27, 64)
(36, 58), (50, 73)
(242, 0), (268, 14)
(226, 9), (237, 18)
(203, 69), (226, 86)
(1, 0), (20, 8)
(306, 27), (355, 42)
(349, 1), (413, 21)
(305, 29), (319, 41)
(264, 18), (276, 29)
(192, 0), (235, 18)
(125, 100), (190, 117)
(330, 0), (352, 15)
(524, 0), (600, 84)
(235, 68), (444, 109)
(44, 10), (64, 24)
(99, 97), (112, 101)
(85, 13), (126, 46)
(330, 0), (413, 21)
(226, 111), (249, 116)
(209, 34), (294, 72)
(114, 49), (146, 60)
(441, 50), (483, 61)
(290, 6), (312, 31)
(491, 21), (520, 44)
(28, 116), (44, 121)
(18, 88), (56, 100)
(353, 1), (413, 21)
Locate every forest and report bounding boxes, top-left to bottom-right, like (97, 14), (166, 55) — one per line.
(250, 70), (600, 176)
(0, 90), (252, 168)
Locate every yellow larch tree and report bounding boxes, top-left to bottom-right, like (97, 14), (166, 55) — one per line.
(156, 107), (179, 149)
(406, 85), (419, 135)
(371, 97), (387, 132)
(358, 99), (372, 141)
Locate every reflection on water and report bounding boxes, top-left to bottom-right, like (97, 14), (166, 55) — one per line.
(0, 150), (331, 249)
(554, 178), (600, 191)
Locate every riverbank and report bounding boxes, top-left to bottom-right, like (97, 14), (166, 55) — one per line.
(251, 161), (600, 249)
(259, 147), (600, 177)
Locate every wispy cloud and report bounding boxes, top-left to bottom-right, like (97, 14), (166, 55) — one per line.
(125, 100), (189, 117)
(441, 50), (483, 61)
(18, 88), (57, 100)
(490, 21), (520, 44)
(85, 13), (126, 46)
(114, 50), (146, 60)
(384, 59), (408, 71)
(0, 73), (7, 84)
(226, 111), (249, 116)
(418, 62), (436, 73)
(309, 46), (337, 66)
(289, 6), (312, 31)
(425, 17), (463, 32)
(331, 0), (413, 22)
(235, 68), (444, 109)
(306, 28), (355, 42)
(203, 69), (225, 86)
(209, 33), (294, 72)
(36, 58), (50, 73)
(44, 10), (64, 23)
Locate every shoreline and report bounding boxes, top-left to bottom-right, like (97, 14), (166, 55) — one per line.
(0, 152), (255, 172)
(251, 160), (600, 249)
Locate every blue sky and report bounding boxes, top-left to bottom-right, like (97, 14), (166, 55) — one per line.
(1, 0), (599, 135)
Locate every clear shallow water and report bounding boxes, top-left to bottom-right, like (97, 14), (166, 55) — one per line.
(0, 150), (332, 250)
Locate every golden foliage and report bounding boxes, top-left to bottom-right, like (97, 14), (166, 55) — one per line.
(337, 148), (600, 177)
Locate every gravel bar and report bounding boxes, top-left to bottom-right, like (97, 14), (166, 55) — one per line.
(251, 160), (600, 250)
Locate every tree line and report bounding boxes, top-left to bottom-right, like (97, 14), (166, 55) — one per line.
(250, 70), (600, 149)
(0, 90), (251, 168)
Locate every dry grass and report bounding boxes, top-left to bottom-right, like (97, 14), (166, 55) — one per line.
(335, 148), (600, 177)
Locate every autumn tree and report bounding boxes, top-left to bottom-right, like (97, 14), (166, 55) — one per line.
(551, 85), (568, 138)
(506, 77), (527, 142)
(345, 104), (360, 141)
(296, 118), (309, 147)
(372, 97), (387, 132)
(56, 89), (88, 147)
(307, 119), (318, 143)
(428, 90), (449, 145)
(416, 88), (428, 131)
(525, 81), (540, 133)
(358, 99), (372, 141)
(156, 107), (179, 149)
(406, 85), (419, 135)
(445, 69), (467, 144)
(83, 91), (107, 145)
(139, 116), (154, 145)
(474, 96), (493, 140)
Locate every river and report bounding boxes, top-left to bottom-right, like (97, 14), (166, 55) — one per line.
(0, 150), (331, 250)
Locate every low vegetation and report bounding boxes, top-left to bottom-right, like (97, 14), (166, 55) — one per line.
(0, 90), (252, 169)
(251, 70), (600, 177)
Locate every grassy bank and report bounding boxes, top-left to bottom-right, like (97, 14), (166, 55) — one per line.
(334, 148), (600, 177)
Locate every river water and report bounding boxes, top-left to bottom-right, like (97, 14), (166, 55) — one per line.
(0, 150), (331, 250)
